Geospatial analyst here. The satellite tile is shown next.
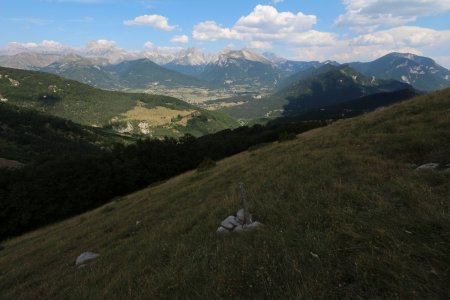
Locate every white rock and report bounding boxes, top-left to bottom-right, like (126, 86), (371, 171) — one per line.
(236, 209), (245, 222)
(216, 226), (230, 235)
(236, 209), (252, 224)
(76, 252), (100, 265)
(138, 122), (150, 135)
(233, 225), (244, 233)
(221, 216), (239, 229)
(416, 163), (440, 170)
(243, 221), (264, 231)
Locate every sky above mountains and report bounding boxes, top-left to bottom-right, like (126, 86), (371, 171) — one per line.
(1, 0), (450, 66)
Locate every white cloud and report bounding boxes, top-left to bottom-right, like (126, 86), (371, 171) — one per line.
(3, 40), (71, 54)
(234, 5), (316, 34)
(81, 39), (134, 62)
(193, 5), (334, 47)
(2, 25), (450, 69)
(123, 14), (176, 31)
(247, 41), (273, 49)
(288, 26), (450, 68)
(144, 41), (154, 49)
(336, 0), (450, 32)
(150, 46), (183, 53)
(434, 56), (450, 69)
(289, 43), (423, 63)
(83, 39), (117, 52)
(290, 30), (337, 46)
(170, 35), (189, 44)
(193, 21), (242, 41)
(272, 0), (284, 4)
(351, 26), (450, 47)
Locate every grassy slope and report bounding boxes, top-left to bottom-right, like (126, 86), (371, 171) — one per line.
(0, 66), (238, 137)
(0, 89), (449, 299)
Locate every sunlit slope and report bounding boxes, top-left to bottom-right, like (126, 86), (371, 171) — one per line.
(0, 66), (238, 137)
(0, 89), (449, 299)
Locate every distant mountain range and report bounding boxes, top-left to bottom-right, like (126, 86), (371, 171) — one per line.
(0, 52), (67, 69)
(195, 49), (281, 87)
(104, 58), (207, 89)
(39, 55), (208, 90)
(1, 49), (449, 91)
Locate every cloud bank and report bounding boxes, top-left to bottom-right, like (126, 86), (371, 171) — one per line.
(123, 14), (176, 31)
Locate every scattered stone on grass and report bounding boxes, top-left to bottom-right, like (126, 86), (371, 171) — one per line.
(415, 162), (450, 173)
(76, 251), (100, 266)
(415, 163), (440, 170)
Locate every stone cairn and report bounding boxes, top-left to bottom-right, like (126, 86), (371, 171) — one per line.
(217, 183), (263, 234)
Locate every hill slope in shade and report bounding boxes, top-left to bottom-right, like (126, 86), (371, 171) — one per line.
(0, 66), (239, 137)
(275, 63), (339, 92)
(271, 88), (420, 123)
(219, 65), (412, 120)
(1, 89), (449, 299)
(278, 65), (412, 116)
(0, 103), (126, 163)
(349, 52), (450, 91)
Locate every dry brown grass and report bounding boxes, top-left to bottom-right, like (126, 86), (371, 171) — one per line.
(122, 105), (196, 126)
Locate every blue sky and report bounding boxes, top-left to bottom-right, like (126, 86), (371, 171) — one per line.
(1, 0), (450, 66)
